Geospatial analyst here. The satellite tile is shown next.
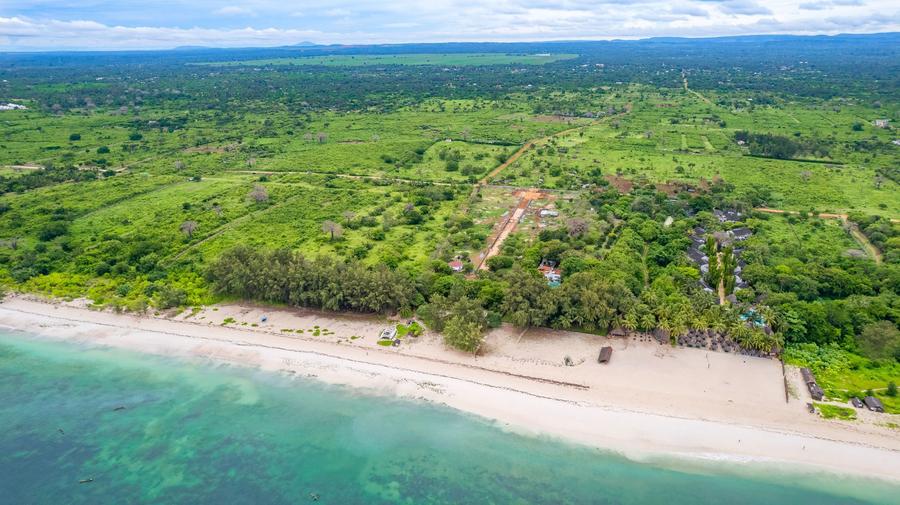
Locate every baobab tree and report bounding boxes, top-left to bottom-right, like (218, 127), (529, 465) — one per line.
(180, 220), (198, 239)
(321, 220), (343, 241)
(249, 184), (269, 203)
(566, 218), (588, 238)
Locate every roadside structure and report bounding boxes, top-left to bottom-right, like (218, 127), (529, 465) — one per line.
(864, 396), (885, 413)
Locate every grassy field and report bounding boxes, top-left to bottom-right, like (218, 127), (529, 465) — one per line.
(1, 82), (897, 310)
(814, 403), (857, 421)
(1, 101), (576, 184)
(500, 89), (899, 216)
(5, 172), (470, 305)
(742, 214), (862, 263)
(786, 344), (900, 415)
(197, 53), (578, 67)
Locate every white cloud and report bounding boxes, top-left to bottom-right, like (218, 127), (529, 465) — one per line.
(214, 6), (255, 16)
(324, 8), (352, 17)
(715, 0), (772, 16)
(0, 1), (897, 51)
(0, 17), (327, 49)
(670, 6), (711, 17)
(799, 0), (864, 10)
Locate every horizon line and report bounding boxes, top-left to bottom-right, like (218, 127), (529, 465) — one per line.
(1, 31), (897, 55)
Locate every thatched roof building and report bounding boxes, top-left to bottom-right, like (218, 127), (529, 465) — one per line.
(809, 383), (825, 401)
(597, 346), (613, 364)
(800, 367), (816, 385)
(864, 396), (885, 413)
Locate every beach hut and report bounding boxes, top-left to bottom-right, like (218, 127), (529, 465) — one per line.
(609, 327), (627, 338)
(597, 346), (613, 364)
(800, 367), (816, 385)
(864, 396), (885, 413)
(809, 383), (825, 401)
(652, 328), (670, 344)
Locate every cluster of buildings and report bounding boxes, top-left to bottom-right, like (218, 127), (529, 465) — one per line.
(538, 259), (562, 287)
(803, 367), (885, 413)
(0, 102), (27, 111)
(687, 210), (753, 300)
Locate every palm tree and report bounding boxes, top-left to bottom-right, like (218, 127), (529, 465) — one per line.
(702, 308), (725, 333)
(658, 317), (676, 341)
(758, 306), (779, 331)
(748, 330), (767, 351)
(730, 323), (753, 348)
(622, 312), (639, 332)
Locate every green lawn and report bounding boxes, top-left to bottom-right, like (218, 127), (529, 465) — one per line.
(815, 403), (857, 421)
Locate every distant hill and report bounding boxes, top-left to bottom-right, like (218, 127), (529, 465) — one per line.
(0, 33), (897, 70)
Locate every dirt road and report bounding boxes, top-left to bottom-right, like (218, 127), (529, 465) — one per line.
(475, 189), (546, 270)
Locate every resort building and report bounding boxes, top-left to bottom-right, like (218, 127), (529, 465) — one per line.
(864, 396), (885, 413)
(538, 259), (562, 286)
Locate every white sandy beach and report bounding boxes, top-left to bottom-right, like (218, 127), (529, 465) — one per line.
(1, 295), (898, 482)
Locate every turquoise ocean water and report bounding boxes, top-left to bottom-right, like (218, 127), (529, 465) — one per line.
(1, 330), (897, 504)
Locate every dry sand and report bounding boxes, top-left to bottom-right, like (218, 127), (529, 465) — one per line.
(1, 295), (898, 482)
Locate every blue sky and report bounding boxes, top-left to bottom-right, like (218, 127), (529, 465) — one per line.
(1, 0), (898, 51)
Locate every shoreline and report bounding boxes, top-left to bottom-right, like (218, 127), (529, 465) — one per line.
(2, 295), (899, 484)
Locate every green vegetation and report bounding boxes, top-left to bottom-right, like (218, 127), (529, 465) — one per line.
(197, 53), (578, 67)
(499, 88), (898, 215)
(0, 37), (898, 364)
(397, 321), (424, 338)
(814, 403), (857, 421)
(785, 343), (900, 414)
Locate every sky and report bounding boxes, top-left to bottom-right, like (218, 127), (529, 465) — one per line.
(0, 0), (898, 51)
